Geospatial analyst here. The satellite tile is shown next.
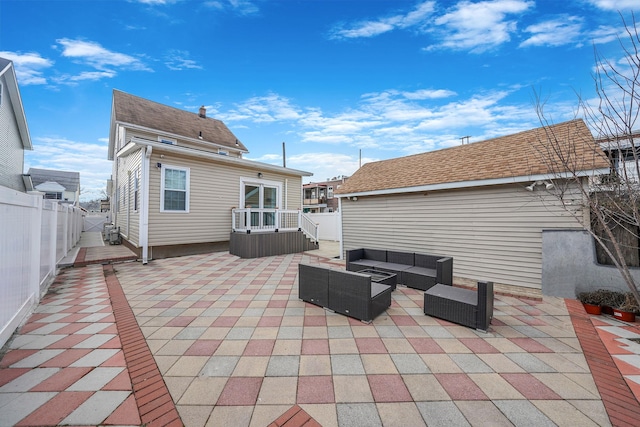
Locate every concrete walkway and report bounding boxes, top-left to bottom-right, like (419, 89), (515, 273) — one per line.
(1, 232), (640, 426)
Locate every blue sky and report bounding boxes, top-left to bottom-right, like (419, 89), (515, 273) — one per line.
(1, 0), (638, 201)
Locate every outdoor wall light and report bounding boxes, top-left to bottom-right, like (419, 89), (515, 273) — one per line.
(526, 180), (554, 191)
(258, 172), (263, 178)
(352, 196), (358, 201)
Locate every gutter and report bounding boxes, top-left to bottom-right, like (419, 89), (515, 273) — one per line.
(336, 169), (611, 198)
(122, 136), (313, 177)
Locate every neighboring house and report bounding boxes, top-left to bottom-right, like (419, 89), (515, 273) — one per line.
(0, 57), (32, 191)
(108, 89), (313, 263)
(303, 176), (348, 213)
(335, 119), (610, 298)
(597, 130), (640, 184)
(27, 168), (81, 206)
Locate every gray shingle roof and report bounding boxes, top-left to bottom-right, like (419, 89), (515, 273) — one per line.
(28, 168), (80, 192)
(336, 119), (610, 195)
(112, 89), (248, 152)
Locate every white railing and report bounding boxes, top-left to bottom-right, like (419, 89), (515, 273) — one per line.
(232, 208), (319, 242)
(0, 187), (83, 349)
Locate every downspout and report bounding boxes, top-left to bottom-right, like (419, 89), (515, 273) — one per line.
(338, 196), (344, 260)
(285, 178), (288, 209)
(140, 146), (152, 264)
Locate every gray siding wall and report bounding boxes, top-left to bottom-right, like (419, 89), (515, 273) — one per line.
(341, 184), (585, 293)
(0, 76), (26, 191)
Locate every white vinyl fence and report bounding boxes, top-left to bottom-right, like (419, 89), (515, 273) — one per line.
(0, 186), (83, 349)
(306, 212), (341, 241)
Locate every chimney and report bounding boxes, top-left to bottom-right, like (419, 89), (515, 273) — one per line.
(199, 105), (206, 118)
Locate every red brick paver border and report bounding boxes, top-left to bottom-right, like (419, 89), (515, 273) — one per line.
(566, 299), (640, 427)
(104, 264), (182, 426)
(268, 405), (321, 427)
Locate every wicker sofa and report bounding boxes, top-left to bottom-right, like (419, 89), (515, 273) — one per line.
(298, 263), (392, 322)
(346, 248), (453, 291)
(423, 281), (494, 331)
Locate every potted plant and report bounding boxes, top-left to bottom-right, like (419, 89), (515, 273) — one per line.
(613, 293), (639, 323)
(576, 291), (602, 315)
(595, 289), (625, 315)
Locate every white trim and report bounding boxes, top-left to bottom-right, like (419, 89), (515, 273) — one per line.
(125, 137), (312, 177)
(121, 121), (248, 153)
(160, 164), (190, 213)
(141, 146), (151, 264)
(336, 169), (610, 198)
(239, 177), (282, 209)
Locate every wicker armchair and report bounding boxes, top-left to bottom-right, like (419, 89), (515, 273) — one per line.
(423, 281), (494, 331)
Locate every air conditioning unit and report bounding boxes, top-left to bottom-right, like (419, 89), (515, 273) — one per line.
(109, 227), (121, 245)
(103, 224), (114, 241)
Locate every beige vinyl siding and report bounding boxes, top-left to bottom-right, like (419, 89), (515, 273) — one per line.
(114, 147), (142, 246)
(147, 150), (303, 246)
(341, 184), (585, 291)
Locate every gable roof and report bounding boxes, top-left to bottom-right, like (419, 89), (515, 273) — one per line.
(28, 168), (80, 192)
(110, 90), (248, 156)
(337, 119), (610, 196)
(0, 57), (32, 150)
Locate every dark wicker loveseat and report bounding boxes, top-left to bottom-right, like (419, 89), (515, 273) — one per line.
(423, 281), (494, 332)
(298, 263), (392, 322)
(346, 248), (452, 291)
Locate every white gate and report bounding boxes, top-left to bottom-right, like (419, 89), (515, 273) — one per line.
(84, 213), (109, 232)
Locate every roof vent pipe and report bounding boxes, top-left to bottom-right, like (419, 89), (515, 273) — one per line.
(199, 106), (206, 118)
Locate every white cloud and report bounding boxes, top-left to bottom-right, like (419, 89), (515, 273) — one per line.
(428, 0), (533, 53)
(130, 0), (181, 5)
(56, 38), (150, 71)
(164, 50), (203, 70)
(520, 16), (583, 47)
(288, 152), (372, 184)
(587, 0), (640, 11)
(204, 0), (259, 15)
(0, 51), (53, 85)
(329, 1), (435, 39)
(588, 25), (622, 44)
(402, 89), (457, 100)
(221, 94), (302, 123)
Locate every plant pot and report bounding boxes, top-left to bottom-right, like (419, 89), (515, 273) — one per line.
(582, 303), (602, 315)
(613, 308), (636, 322)
(601, 305), (614, 315)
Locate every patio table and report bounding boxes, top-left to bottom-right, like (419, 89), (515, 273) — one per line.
(356, 269), (397, 290)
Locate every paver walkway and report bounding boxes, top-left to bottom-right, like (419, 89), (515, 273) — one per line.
(1, 237), (639, 426)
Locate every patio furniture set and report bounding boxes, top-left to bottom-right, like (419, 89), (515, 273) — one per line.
(299, 248), (494, 331)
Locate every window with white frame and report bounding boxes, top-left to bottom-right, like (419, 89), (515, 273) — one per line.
(134, 169), (139, 211)
(328, 186), (334, 198)
(161, 165), (189, 212)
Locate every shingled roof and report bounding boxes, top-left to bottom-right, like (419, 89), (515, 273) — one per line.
(336, 119), (610, 195)
(28, 168), (80, 192)
(112, 89), (248, 152)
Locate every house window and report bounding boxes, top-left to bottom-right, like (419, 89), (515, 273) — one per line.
(161, 165), (189, 212)
(44, 192), (62, 200)
(134, 170), (139, 211)
(158, 136), (177, 145)
(328, 186), (334, 198)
